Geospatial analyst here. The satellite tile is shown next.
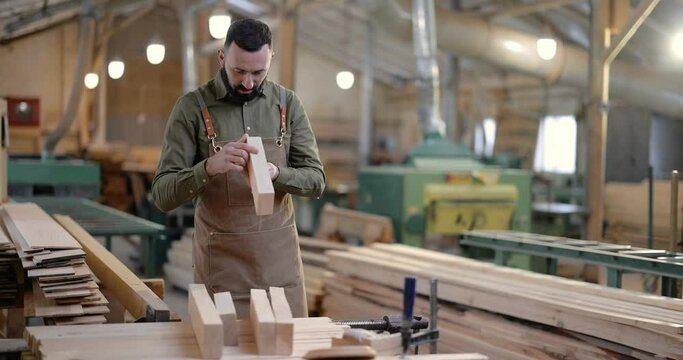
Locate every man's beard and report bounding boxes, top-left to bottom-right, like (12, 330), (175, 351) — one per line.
(222, 68), (264, 103)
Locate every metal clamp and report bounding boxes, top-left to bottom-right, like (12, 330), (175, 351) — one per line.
(209, 134), (221, 153)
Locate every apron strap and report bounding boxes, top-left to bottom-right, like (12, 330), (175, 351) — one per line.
(193, 90), (222, 152)
(276, 85), (287, 147)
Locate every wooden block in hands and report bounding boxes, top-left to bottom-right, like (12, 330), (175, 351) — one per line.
(246, 136), (275, 215)
(188, 284), (223, 359)
(214, 291), (238, 346)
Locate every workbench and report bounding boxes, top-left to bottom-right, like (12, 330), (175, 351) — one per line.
(461, 230), (683, 297)
(13, 196), (166, 277)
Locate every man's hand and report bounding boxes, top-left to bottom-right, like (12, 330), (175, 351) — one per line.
(267, 162), (279, 180)
(205, 134), (258, 177)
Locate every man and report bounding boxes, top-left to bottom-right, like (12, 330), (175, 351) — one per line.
(152, 18), (325, 318)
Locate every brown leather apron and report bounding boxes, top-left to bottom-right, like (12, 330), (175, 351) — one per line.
(191, 87), (307, 319)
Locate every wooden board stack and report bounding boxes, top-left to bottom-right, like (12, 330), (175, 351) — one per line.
(0, 225), (21, 307)
(298, 236), (349, 316)
(315, 204), (394, 245)
(324, 244), (683, 359)
(605, 180), (683, 249)
(164, 227), (194, 291)
(1, 203), (109, 324)
(24, 286), (347, 359)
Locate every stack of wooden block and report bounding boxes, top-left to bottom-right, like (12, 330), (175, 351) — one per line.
(1, 203), (109, 324)
(323, 244), (683, 359)
(24, 285), (348, 359)
(164, 228), (194, 291)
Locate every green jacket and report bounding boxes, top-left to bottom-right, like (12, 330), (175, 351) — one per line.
(152, 70), (326, 212)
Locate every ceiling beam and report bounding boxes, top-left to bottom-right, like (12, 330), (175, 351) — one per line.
(603, 0), (659, 65)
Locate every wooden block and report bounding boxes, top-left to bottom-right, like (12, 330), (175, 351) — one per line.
(269, 286), (294, 355)
(214, 291), (238, 346)
(246, 136), (275, 215)
(188, 284), (223, 359)
(250, 288), (276, 355)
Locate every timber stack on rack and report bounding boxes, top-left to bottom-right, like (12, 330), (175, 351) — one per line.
(323, 244), (683, 359)
(1, 203), (109, 325)
(605, 180), (683, 249)
(164, 227), (194, 291)
(298, 236), (349, 315)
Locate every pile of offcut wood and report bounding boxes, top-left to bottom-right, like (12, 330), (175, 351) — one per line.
(605, 180), (683, 249)
(1, 203), (109, 325)
(324, 244), (683, 359)
(298, 236), (349, 315)
(0, 224), (21, 307)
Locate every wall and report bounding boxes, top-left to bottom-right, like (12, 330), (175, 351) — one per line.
(650, 114), (683, 180)
(0, 21), (85, 154)
(605, 106), (651, 182)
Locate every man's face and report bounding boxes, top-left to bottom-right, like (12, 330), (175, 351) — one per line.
(218, 42), (272, 102)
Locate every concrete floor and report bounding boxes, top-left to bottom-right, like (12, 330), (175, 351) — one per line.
(103, 235), (189, 321)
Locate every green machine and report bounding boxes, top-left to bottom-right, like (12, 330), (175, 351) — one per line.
(8, 157), (100, 198)
(358, 138), (533, 248)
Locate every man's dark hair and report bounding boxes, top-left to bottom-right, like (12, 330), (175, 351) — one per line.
(224, 19), (272, 52)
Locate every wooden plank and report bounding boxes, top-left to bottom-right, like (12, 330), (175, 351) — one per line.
(246, 136), (274, 215)
(33, 249), (85, 265)
(214, 291), (238, 346)
(315, 204), (394, 245)
(54, 215), (170, 322)
(27, 266), (75, 278)
(302, 345), (376, 359)
(188, 284), (223, 359)
(2, 203), (81, 249)
(250, 288), (276, 355)
(269, 286), (294, 355)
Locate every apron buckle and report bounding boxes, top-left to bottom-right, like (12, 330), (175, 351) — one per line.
(209, 134), (221, 152)
(276, 129), (285, 147)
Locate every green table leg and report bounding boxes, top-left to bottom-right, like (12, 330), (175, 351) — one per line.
(606, 268), (623, 288)
(546, 257), (558, 275)
(144, 236), (157, 278)
(105, 236), (112, 251)
(494, 250), (509, 266)
(661, 277), (678, 297)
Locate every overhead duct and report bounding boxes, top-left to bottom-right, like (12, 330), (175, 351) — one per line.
(413, 0), (445, 139)
(364, 0), (683, 118)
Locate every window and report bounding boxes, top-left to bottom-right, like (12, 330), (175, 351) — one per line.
(474, 118), (497, 157)
(534, 115), (577, 173)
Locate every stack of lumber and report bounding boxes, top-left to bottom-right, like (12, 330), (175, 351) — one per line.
(315, 203), (394, 245)
(1, 203), (109, 324)
(324, 244), (683, 359)
(605, 180), (683, 250)
(0, 226), (21, 307)
(298, 236), (350, 316)
(86, 142), (134, 212)
(24, 284), (346, 359)
(164, 228), (194, 291)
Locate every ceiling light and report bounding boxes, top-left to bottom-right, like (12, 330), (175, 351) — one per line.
(503, 40), (524, 53)
(672, 32), (683, 59)
(336, 71), (354, 90)
(107, 60), (125, 79)
(537, 38), (557, 60)
(209, 4), (231, 40)
(146, 43), (166, 65)
(84, 73), (99, 89)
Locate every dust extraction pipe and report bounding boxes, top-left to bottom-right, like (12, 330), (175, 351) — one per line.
(42, 9), (95, 157)
(365, 0), (683, 118)
(413, 0), (446, 139)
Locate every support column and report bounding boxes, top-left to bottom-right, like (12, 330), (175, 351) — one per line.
(585, 0), (610, 240)
(278, 0), (299, 90)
